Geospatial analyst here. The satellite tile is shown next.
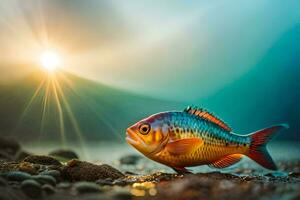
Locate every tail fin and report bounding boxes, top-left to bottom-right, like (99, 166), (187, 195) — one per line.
(247, 124), (289, 170)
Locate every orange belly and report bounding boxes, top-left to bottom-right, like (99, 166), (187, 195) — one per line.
(149, 143), (248, 167)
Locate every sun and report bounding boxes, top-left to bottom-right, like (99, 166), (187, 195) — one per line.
(40, 50), (61, 72)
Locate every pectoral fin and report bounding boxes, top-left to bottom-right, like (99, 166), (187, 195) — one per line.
(166, 138), (203, 155)
(209, 154), (243, 168)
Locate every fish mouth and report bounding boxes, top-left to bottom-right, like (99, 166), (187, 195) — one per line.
(126, 129), (140, 146)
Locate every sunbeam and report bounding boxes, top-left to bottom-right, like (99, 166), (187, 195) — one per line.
(51, 78), (66, 147)
(13, 69), (91, 159)
(53, 77), (88, 158)
(39, 76), (51, 139)
(58, 73), (123, 142)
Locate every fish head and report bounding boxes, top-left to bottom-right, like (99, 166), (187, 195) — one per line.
(126, 113), (170, 156)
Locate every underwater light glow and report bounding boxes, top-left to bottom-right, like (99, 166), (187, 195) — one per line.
(40, 50), (61, 72)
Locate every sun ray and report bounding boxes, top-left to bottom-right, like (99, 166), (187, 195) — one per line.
(53, 78), (88, 159)
(39, 76), (51, 140)
(19, 77), (46, 121)
(58, 72), (123, 142)
(12, 77), (47, 136)
(51, 77), (66, 147)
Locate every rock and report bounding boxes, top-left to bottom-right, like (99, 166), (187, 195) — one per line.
(124, 171), (138, 175)
(57, 182), (71, 189)
(74, 181), (101, 194)
(96, 178), (114, 186)
(113, 191), (133, 200)
(39, 170), (61, 181)
(0, 136), (21, 156)
(33, 174), (56, 186)
(0, 161), (41, 175)
(15, 151), (32, 162)
(289, 172), (300, 178)
(49, 149), (79, 160)
(19, 161), (40, 174)
(113, 179), (127, 186)
(62, 160), (124, 182)
(42, 184), (55, 195)
(21, 179), (42, 198)
(23, 155), (62, 166)
(119, 154), (141, 165)
(0, 177), (7, 186)
(265, 171), (288, 177)
(6, 171), (31, 182)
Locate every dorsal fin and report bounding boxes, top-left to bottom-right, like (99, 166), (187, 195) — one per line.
(184, 106), (232, 132)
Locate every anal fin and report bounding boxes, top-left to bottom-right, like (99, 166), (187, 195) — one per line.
(209, 154), (243, 169)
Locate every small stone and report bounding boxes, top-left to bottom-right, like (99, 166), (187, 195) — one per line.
(74, 181), (102, 194)
(6, 171), (32, 182)
(57, 182), (71, 189)
(265, 171), (288, 177)
(62, 160), (124, 181)
(33, 174), (56, 186)
(21, 179), (42, 198)
(49, 149), (79, 160)
(42, 184), (55, 195)
(113, 191), (133, 200)
(124, 171), (138, 175)
(289, 172), (300, 178)
(23, 155), (62, 166)
(18, 161), (39, 174)
(96, 179), (114, 186)
(40, 170), (61, 180)
(113, 179), (127, 186)
(119, 154), (141, 165)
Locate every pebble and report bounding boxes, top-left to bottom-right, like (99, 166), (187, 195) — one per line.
(42, 184), (55, 195)
(119, 155), (141, 165)
(62, 160), (124, 181)
(49, 149), (79, 160)
(74, 181), (102, 194)
(33, 174), (57, 186)
(113, 179), (127, 186)
(18, 161), (39, 174)
(57, 182), (71, 189)
(39, 170), (61, 180)
(96, 179), (114, 186)
(113, 191), (133, 200)
(288, 172), (300, 178)
(265, 171), (288, 177)
(21, 179), (42, 198)
(6, 171), (32, 182)
(23, 155), (62, 166)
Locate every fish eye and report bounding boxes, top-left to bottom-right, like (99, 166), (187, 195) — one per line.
(139, 123), (151, 135)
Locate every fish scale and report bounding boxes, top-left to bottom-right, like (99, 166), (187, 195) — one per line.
(150, 111), (248, 167)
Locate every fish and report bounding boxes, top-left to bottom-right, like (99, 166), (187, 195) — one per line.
(125, 106), (289, 173)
